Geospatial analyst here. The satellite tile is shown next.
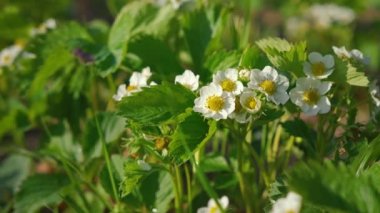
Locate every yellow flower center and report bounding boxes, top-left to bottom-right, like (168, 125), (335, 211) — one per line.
(2, 54), (11, 64)
(206, 95), (225, 112)
(302, 89), (320, 105)
(285, 211), (296, 213)
(127, 85), (138, 91)
(209, 206), (218, 213)
(259, 80), (276, 95)
(312, 62), (326, 76)
(220, 79), (236, 92)
(245, 97), (257, 110)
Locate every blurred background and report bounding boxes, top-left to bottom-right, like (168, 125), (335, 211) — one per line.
(1, 0), (380, 211)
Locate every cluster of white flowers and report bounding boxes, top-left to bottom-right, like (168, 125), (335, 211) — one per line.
(332, 46), (370, 65)
(113, 67), (154, 101)
(0, 44), (35, 71)
(192, 66), (289, 121)
(30, 19), (57, 36)
(271, 192), (302, 213)
(289, 52), (333, 116)
(197, 196), (229, 213)
(307, 4), (355, 28)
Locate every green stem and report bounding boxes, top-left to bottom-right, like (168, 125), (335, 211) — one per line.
(171, 165), (183, 213)
(237, 140), (254, 213)
(184, 164), (192, 213)
(93, 111), (120, 207)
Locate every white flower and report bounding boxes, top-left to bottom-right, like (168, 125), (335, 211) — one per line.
(248, 66), (289, 105)
(0, 45), (23, 68)
(240, 90), (261, 114)
(45, 18), (57, 29)
(308, 4), (355, 28)
(350, 49), (370, 65)
(303, 52), (334, 79)
(213, 68), (244, 95)
(289, 77), (332, 115)
(141, 67), (152, 79)
(31, 18), (57, 36)
(238, 69), (252, 82)
(175, 70), (199, 91)
(228, 96), (250, 124)
(197, 196), (229, 213)
(332, 46), (370, 65)
(229, 90), (261, 123)
(332, 46), (351, 59)
(194, 84), (235, 120)
(113, 84), (128, 101)
(370, 80), (380, 107)
(137, 160), (151, 171)
(112, 68), (152, 101)
(271, 192), (302, 213)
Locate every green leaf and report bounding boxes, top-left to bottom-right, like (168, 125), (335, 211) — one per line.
(182, 9), (212, 72)
(83, 112), (125, 159)
(199, 154), (230, 173)
(0, 155), (31, 195)
(153, 171), (175, 212)
(107, 1), (151, 76)
(169, 112), (217, 164)
(128, 35), (183, 80)
(350, 135), (380, 174)
(281, 119), (316, 142)
(118, 83), (195, 125)
(238, 45), (270, 69)
(204, 50), (241, 74)
(287, 161), (380, 212)
(254, 108), (284, 126)
(346, 64), (369, 87)
(107, 2), (174, 77)
(29, 48), (73, 97)
(100, 155), (126, 199)
(15, 174), (70, 213)
(256, 37), (307, 77)
(121, 160), (154, 196)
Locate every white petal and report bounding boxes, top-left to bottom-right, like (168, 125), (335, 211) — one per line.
(323, 54), (335, 69)
(225, 68), (238, 81)
(220, 196), (229, 208)
(308, 52), (323, 63)
(318, 81), (332, 95)
(262, 66), (278, 80)
(318, 96), (331, 114)
(196, 207), (209, 213)
(303, 105), (319, 116)
(303, 62), (313, 77)
(272, 91), (289, 105)
(276, 74), (289, 89)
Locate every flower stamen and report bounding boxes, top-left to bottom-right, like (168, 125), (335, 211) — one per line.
(220, 79), (236, 92)
(259, 80), (277, 95)
(302, 89), (320, 105)
(127, 85), (138, 91)
(206, 95), (225, 112)
(312, 62), (326, 76)
(245, 97), (257, 110)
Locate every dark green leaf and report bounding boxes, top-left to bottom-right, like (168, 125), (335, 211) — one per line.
(128, 35), (183, 80)
(169, 112), (217, 164)
(15, 174), (70, 213)
(182, 9), (212, 71)
(118, 83), (195, 125)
